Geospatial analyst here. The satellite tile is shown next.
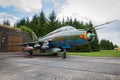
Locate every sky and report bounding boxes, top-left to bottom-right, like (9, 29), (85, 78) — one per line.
(0, 0), (120, 46)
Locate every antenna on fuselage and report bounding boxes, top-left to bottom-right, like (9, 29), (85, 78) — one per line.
(88, 20), (118, 32)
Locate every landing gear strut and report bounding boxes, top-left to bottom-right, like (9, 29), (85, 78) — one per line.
(62, 49), (66, 59)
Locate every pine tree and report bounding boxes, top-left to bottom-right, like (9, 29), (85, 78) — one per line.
(16, 18), (26, 28)
(100, 39), (115, 50)
(61, 18), (66, 26)
(25, 17), (30, 27)
(47, 11), (59, 32)
(3, 19), (10, 26)
(37, 11), (47, 36)
(30, 15), (39, 35)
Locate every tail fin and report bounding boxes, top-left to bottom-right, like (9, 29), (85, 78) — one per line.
(32, 31), (39, 42)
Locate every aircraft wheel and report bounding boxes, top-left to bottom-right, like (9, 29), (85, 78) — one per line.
(53, 53), (58, 56)
(29, 50), (33, 55)
(62, 52), (66, 59)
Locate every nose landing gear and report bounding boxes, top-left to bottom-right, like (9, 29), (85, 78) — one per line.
(62, 49), (66, 59)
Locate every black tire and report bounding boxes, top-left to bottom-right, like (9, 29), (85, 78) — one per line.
(62, 52), (66, 59)
(29, 50), (33, 55)
(53, 53), (58, 56)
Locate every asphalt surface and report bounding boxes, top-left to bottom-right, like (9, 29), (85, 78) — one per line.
(0, 52), (120, 80)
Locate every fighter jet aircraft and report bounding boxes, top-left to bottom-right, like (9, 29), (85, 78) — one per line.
(18, 20), (118, 59)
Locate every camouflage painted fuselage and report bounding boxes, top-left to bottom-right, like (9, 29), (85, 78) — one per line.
(39, 26), (95, 49)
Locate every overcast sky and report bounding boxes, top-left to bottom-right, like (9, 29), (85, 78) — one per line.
(0, 0), (120, 46)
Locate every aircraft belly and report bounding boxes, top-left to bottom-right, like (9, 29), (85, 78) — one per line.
(45, 48), (61, 53)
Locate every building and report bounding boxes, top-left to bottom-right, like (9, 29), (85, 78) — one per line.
(0, 25), (32, 52)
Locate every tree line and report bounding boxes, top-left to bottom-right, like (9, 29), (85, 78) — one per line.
(100, 39), (117, 50)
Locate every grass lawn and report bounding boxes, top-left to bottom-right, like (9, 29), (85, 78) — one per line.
(67, 50), (120, 57)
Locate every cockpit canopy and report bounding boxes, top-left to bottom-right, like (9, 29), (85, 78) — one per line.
(50, 26), (77, 34)
(43, 26), (77, 38)
(55, 26), (77, 32)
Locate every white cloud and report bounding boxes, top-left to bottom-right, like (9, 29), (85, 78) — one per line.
(0, 12), (19, 26)
(0, 0), (42, 13)
(57, 0), (120, 24)
(52, 0), (65, 9)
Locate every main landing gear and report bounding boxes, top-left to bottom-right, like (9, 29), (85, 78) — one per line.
(62, 49), (66, 59)
(28, 50), (33, 55)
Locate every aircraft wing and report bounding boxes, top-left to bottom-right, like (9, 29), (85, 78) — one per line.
(8, 41), (41, 48)
(8, 32), (44, 48)
(16, 42), (36, 47)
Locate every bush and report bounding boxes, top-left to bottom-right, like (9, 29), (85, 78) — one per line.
(20, 25), (33, 37)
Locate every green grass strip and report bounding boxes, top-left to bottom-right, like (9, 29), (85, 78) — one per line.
(67, 50), (120, 57)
